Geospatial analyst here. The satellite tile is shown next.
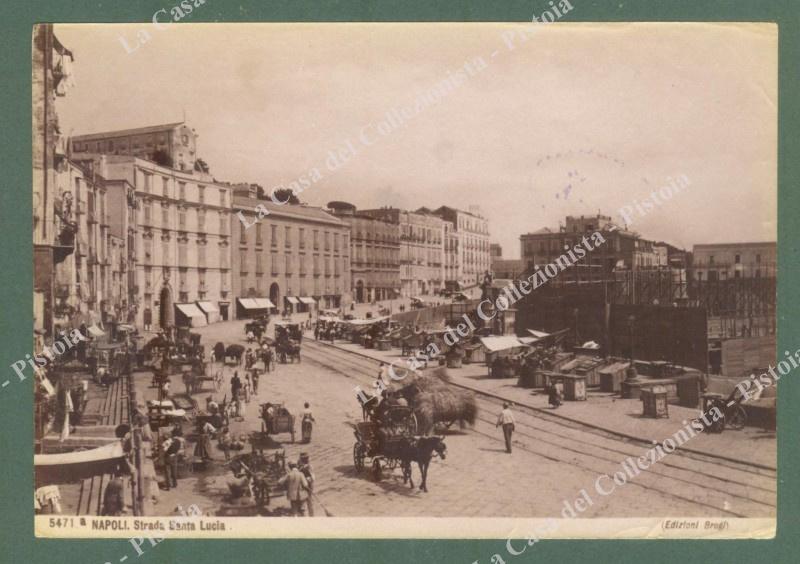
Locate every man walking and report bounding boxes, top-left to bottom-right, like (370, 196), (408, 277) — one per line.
(297, 452), (315, 516)
(496, 402), (515, 453)
(279, 462), (310, 516)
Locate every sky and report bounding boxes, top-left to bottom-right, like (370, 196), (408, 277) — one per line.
(53, 22), (777, 258)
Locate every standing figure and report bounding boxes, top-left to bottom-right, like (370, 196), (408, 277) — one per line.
(298, 452), (315, 516)
(301, 402), (315, 443)
(496, 402), (515, 454)
(279, 462), (310, 516)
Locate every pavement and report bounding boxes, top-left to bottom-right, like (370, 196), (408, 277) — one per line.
(168, 316), (775, 518)
(312, 337), (777, 469)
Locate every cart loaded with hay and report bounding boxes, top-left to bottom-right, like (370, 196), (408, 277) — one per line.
(394, 366), (478, 434)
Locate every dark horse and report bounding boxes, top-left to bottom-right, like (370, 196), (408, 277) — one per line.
(387, 436), (447, 493)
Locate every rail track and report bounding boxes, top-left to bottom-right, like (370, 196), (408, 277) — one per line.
(302, 338), (777, 518)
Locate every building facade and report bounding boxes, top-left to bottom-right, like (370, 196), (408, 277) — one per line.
(360, 208), (445, 297)
(692, 242), (776, 281)
(233, 197), (351, 315)
(520, 213), (663, 280)
(72, 122), (200, 173)
(328, 203), (400, 303)
(85, 154), (233, 327)
(432, 206), (491, 288)
(33, 24), (77, 342)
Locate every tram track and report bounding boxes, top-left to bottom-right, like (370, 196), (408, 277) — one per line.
(301, 338), (776, 518)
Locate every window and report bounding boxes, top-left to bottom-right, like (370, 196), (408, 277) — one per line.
(219, 213), (228, 234)
(709, 255), (715, 265)
(735, 254), (741, 264)
(179, 182), (186, 200)
(285, 255), (292, 274)
(240, 223), (247, 244)
(144, 267), (153, 291)
(162, 240), (170, 264)
(161, 206), (169, 227)
(324, 232), (330, 251)
(313, 230), (319, 250)
(220, 246), (229, 269)
(756, 253), (762, 263)
(334, 233), (339, 252)
(178, 208), (186, 230)
(162, 177), (169, 198)
(734, 271), (741, 279)
(255, 223), (263, 246)
(179, 269), (187, 289)
(143, 240), (152, 264)
(240, 250), (248, 273)
(108, 140), (114, 151)
(144, 202), (152, 224)
(299, 228), (305, 249)
(199, 270), (206, 291)
(143, 172), (152, 193)
(198, 245), (206, 268)
(178, 241), (188, 266)
(198, 185), (205, 204)
(197, 209), (205, 232)
(219, 189), (226, 207)
(285, 226), (291, 248)
(256, 253), (263, 275)
(271, 254), (279, 275)
(220, 271), (228, 291)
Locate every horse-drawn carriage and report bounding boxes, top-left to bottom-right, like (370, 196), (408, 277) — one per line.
(257, 402), (296, 443)
(352, 404), (418, 479)
(89, 341), (128, 385)
(245, 316), (270, 343)
(146, 399), (187, 432)
(227, 450), (287, 511)
(352, 404), (446, 491)
(274, 322), (301, 363)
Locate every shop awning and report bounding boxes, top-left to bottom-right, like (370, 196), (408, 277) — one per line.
(299, 297), (316, 305)
(479, 336), (526, 352)
(176, 303), (205, 318)
(196, 301), (219, 314)
(286, 297), (300, 305)
(237, 298), (260, 310)
(35, 442), (128, 487)
(253, 298), (275, 308)
(87, 324), (105, 337)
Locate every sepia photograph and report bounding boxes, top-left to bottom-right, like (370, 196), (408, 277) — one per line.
(30, 20), (777, 539)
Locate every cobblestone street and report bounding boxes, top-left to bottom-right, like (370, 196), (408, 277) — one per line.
(136, 319), (775, 518)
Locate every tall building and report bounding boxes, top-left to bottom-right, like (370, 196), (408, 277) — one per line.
(328, 202), (400, 303)
(72, 122), (201, 173)
(33, 24), (78, 341)
(431, 206), (491, 288)
(233, 197), (351, 315)
(84, 154), (234, 327)
(692, 242), (776, 281)
(520, 213), (662, 279)
(360, 207), (445, 297)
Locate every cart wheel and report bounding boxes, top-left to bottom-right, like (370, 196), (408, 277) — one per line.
(727, 405), (747, 430)
(353, 443), (365, 472)
(372, 458), (382, 481)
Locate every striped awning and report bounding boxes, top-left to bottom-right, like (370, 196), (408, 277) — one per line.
(299, 297), (316, 305)
(253, 298), (275, 308)
(286, 297), (300, 305)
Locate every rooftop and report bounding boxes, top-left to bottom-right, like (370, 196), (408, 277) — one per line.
(73, 121), (187, 141)
(234, 196), (346, 226)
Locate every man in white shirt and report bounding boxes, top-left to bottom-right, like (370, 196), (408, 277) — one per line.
(496, 402), (515, 453)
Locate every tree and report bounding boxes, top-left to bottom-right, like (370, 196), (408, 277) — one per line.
(151, 149), (173, 168)
(194, 158), (210, 173)
(272, 188), (301, 205)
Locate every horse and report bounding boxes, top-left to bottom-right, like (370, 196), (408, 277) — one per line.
(225, 344), (245, 365)
(213, 342), (226, 363)
(382, 436), (446, 493)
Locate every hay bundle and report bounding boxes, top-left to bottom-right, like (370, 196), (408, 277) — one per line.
(413, 385), (477, 434)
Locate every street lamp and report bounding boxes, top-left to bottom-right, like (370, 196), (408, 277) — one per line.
(626, 313), (638, 381)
